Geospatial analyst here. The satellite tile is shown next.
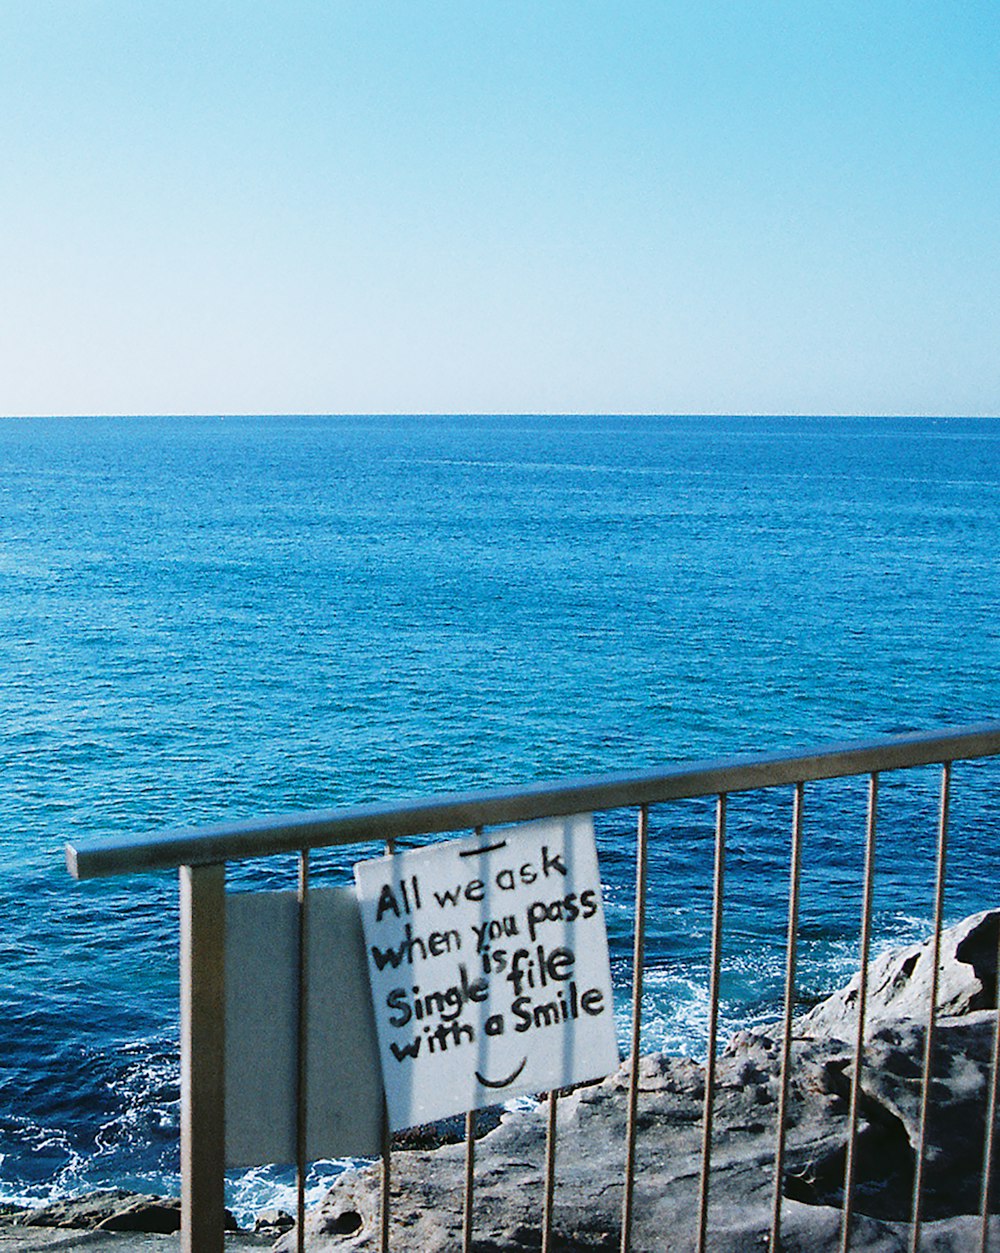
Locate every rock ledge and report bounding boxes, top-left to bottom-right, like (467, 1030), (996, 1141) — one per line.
(281, 910), (1000, 1253)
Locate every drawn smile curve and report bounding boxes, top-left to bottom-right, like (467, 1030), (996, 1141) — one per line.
(475, 1056), (527, 1090)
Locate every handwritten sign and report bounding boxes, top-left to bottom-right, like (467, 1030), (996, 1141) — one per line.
(354, 814), (618, 1131)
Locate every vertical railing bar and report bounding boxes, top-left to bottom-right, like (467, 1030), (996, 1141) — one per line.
(463, 825), (484, 1253)
(179, 862), (227, 1253)
(840, 773), (879, 1253)
(541, 1087), (559, 1253)
(379, 1109), (391, 1253)
(620, 803), (650, 1253)
(770, 781), (805, 1253)
(910, 762), (951, 1253)
(380, 836), (397, 1253)
(979, 912), (1000, 1252)
(295, 849), (310, 1253)
(695, 793), (726, 1253)
(463, 1109), (477, 1253)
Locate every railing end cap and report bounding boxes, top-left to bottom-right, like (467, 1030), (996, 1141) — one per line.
(65, 843), (82, 880)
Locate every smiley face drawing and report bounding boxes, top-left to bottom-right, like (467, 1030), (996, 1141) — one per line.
(474, 1056), (527, 1090)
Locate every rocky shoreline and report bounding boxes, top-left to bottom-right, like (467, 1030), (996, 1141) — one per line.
(4, 911), (1000, 1251)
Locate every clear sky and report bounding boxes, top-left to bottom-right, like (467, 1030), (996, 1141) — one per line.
(1, 2), (997, 417)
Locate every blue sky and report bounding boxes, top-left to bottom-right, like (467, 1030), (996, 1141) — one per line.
(1, 2), (997, 417)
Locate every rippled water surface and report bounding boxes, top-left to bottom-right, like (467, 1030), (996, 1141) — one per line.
(2, 414), (998, 1218)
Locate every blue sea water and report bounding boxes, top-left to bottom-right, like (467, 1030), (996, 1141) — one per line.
(1, 413), (998, 1221)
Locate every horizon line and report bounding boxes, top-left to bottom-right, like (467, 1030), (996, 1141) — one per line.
(2, 410), (998, 421)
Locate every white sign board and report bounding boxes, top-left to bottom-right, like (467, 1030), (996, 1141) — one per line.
(224, 886), (383, 1166)
(354, 814), (618, 1131)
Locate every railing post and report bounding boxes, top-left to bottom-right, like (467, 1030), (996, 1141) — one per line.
(296, 850), (310, 1253)
(180, 863), (227, 1253)
(381, 837), (396, 1253)
(462, 1109), (477, 1253)
(696, 793), (727, 1253)
(841, 773), (879, 1253)
(910, 761), (951, 1253)
(621, 803), (650, 1253)
(462, 827), (484, 1253)
(771, 781), (805, 1253)
(541, 1088), (559, 1253)
(979, 913), (1000, 1252)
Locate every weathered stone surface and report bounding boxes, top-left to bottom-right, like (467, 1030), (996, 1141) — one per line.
(797, 910), (1000, 1040)
(93, 1198), (181, 1234)
(253, 1208), (295, 1237)
(0, 1231), (269, 1251)
(2, 1190), (238, 1238)
(277, 910), (1000, 1252)
(5, 912), (999, 1251)
(13, 1194), (145, 1230)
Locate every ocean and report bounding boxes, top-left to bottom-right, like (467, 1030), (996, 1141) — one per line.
(2, 413), (998, 1221)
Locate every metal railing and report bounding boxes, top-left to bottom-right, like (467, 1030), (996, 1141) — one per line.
(65, 721), (1000, 1252)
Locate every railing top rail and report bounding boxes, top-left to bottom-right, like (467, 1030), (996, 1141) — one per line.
(66, 721), (1000, 881)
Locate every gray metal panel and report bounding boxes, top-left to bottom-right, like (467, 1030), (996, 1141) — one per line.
(304, 888), (383, 1160)
(225, 886), (382, 1166)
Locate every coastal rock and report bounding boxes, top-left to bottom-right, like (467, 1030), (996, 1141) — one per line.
(14, 1193), (145, 1229)
(6, 1189), (237, 1236)
(797, 909), (1000, 1041)
(253, 1208), (295, 1237)
(94, 1196), (182, 1233)
(279, 911), (1000, 1252)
